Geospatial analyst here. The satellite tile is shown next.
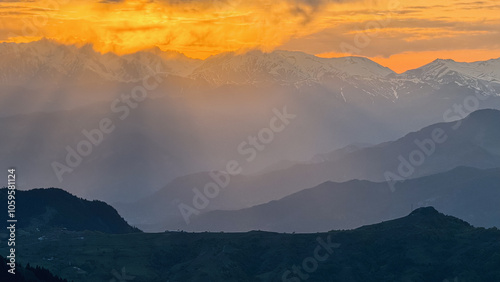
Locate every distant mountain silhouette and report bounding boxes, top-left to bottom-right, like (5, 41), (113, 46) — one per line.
(170, 167), (500, 232)
(0, 188), (140, 234)
(118, 109), (500, 231)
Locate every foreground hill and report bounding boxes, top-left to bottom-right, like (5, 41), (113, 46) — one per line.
(0, 256), (68, 282)
(3, 207), (500, 281)
(0, 188), (140, 234)
(182, 167), (500, 232)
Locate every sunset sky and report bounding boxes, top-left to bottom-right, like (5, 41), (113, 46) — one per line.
(0, 0), (499, 73)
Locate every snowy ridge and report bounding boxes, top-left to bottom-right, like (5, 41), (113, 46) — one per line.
(399, 58), (500, 96)
(0, 39), (498, 100)
(189, 50), (395, 86)
(0, 39), (202, 84)
(406, 58), (500, 83)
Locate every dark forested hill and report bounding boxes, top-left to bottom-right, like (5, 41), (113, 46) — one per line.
(5, 207), (500, 281)
(0, 256), (69, 282)
(0, 188), (140, 234)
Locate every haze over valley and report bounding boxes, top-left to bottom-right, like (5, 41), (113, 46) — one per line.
(1, 1), (500, 280)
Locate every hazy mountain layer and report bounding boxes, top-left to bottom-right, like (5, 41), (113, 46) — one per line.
(116, 109), (500, 231)
(183, 167), (500, 232)
(2, 40), (500, 205)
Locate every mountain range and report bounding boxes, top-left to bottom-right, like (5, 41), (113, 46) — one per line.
(115, 109), (500, 231)
(2, 39), (499, 94)
(1, 39), (500, 206)
(184, 167), (500, 232)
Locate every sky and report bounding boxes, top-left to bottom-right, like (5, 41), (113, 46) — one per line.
(0, 0), (499, 73)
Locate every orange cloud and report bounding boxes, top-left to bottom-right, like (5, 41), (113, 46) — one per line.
(0, 0), (499, 71)
(370, 49), (500, 74)
(0, 0), (353, 58)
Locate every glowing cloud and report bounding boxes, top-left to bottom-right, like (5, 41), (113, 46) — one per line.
(0, 0), (499, 71)
(0, 0), (352, 58)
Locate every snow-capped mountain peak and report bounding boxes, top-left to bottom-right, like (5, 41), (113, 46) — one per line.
(0, 39), (202, 84)
(0, 40), (498, 102)
(189, 50), (395, 86)
(324, 56), (395, 78)
(404, 57), (500, 83)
